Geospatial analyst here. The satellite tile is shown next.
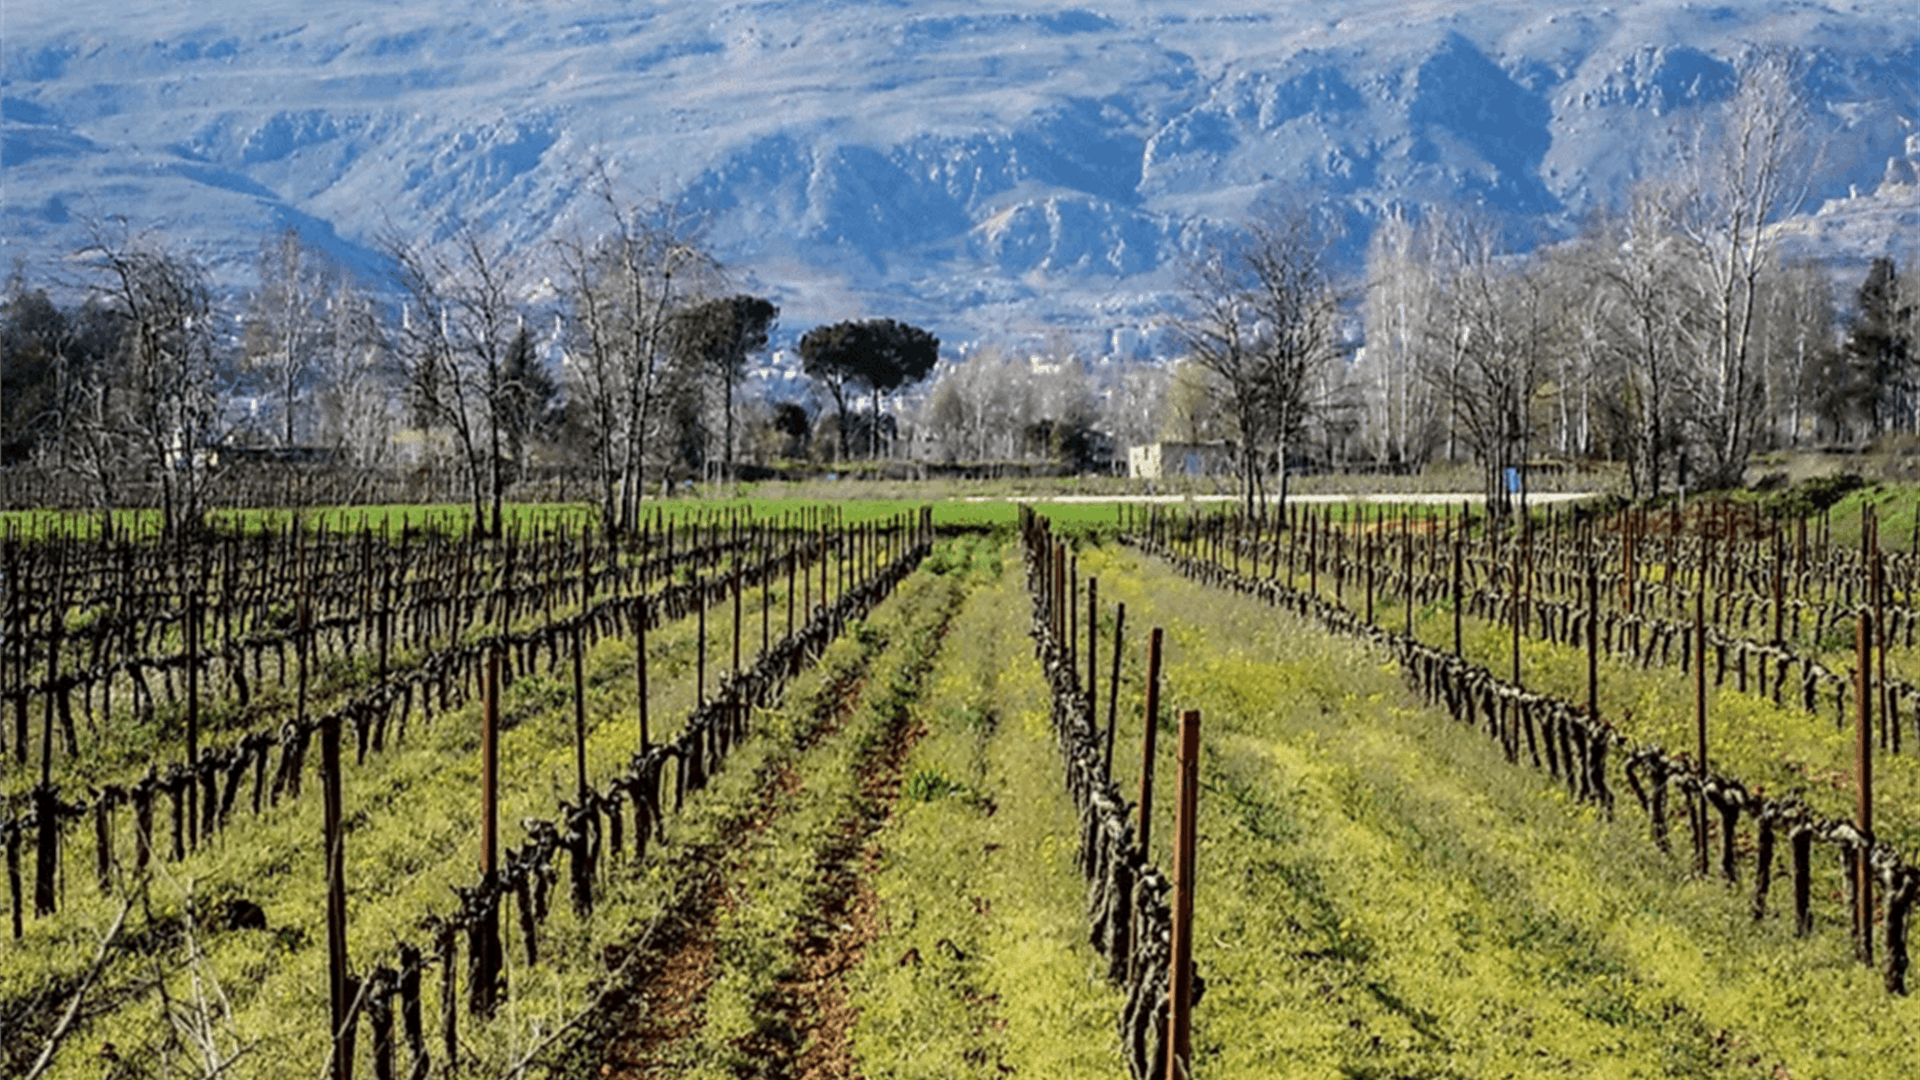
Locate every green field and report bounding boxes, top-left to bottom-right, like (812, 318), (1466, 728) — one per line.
(1, 494), (1129, 539)
(8, 492), (1920, 1080)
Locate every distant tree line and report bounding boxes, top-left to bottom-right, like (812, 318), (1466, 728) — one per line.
(912, 51), (1914, 517)
(1168, 47), (1916, 519)
(1, 181), (943, 536)
(1346, 49), (1918, 517)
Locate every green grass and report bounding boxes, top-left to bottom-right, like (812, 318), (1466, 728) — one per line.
(1072, 542), (1920, 1079)
(596, 539), (967, 1079)
(1149, 514), (1920, 861)
(849, 535), (1127, 1079)
(1, 553), (819, 1079)
(6, 486), (1495, 545)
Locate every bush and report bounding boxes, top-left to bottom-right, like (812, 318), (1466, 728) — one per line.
(1766, 472), (1866, 518)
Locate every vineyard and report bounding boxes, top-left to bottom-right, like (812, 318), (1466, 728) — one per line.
(5, 495), (1920, 1078)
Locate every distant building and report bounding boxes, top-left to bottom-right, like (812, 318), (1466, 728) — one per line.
(1128, 441), (1234, 479)
(389, 428), (459, 468)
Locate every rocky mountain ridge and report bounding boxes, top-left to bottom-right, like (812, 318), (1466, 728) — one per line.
(3, 1), (1916, 351)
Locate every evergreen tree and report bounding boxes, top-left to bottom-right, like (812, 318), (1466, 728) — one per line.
(498, 323), (560, 481)
(1849, 258), (1916, 436)
(798, 318), (938, 459)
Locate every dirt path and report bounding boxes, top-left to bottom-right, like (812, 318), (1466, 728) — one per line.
(592, 575), (963, 1080)
(596, 663), (872, 1079)
(741, 693), (927, 1080)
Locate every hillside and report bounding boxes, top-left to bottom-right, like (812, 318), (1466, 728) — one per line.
(3, 0), (1916, 349)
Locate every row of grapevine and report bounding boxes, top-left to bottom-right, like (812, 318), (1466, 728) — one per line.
(1018, 507), (1202, 1080)
(2, 508), (932, 1079)
(1126, 501), (1920, 999)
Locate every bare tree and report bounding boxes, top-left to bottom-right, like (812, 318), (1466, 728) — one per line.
(1423, 215), (1557, 521)
(1579, 182), (1701, 499)
(311, 272), (401, 477)
(1535, 241), (1605, 461)
(557, 189), (719, 534)
(1672, 47), (1816, 487)
(241, 229), (328, 447)
(1359, 207), (1444, 468)
(39, 303), (124, 525)
(919, 367), (980, 463)
(1101, 357), (1171, 462)
(1158, 360), (1229, 445)
(1751, 260), (1836, 448)
(78, 225), (229, 538)
(1174, 208), (1346, 516)
(386, 225), (532, 537)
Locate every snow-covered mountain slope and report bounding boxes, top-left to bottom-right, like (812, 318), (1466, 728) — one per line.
(3, 1), (1916, 350)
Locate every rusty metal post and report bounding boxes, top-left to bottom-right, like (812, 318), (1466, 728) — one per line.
(1167, 709), (1201, 1080)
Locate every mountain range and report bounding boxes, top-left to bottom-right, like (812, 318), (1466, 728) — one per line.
(3, 0), (1916, 354)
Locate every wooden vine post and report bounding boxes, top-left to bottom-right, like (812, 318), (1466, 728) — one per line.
(1694, 586), (1707, 775)
(1137, 628), (1164, 860)
(186, 588), (200, 851)
(1364, 512), (1376, 625)
(1874, 530), (1891, 754)
(477, 647), (503, 1017)
(322, 558), (351, 1080)
(1087, 577), (1098, 726)
(1069, 555), (1079, 678)
(1452, 511), (1464, 658)
(1168, 709), (1201, 1080)
(1404, 509), (1415, 638)
(1586, 529), (1599, 722)
(697, 575), (708, 705)
(1858, 607), (1875, 966)
(1105, 602), (1126, 776)
(1510, 521), (1523, 688)
(732, 536), (743, 680)
(636, 590), (651, 753)
(572, 622), (590, 806)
